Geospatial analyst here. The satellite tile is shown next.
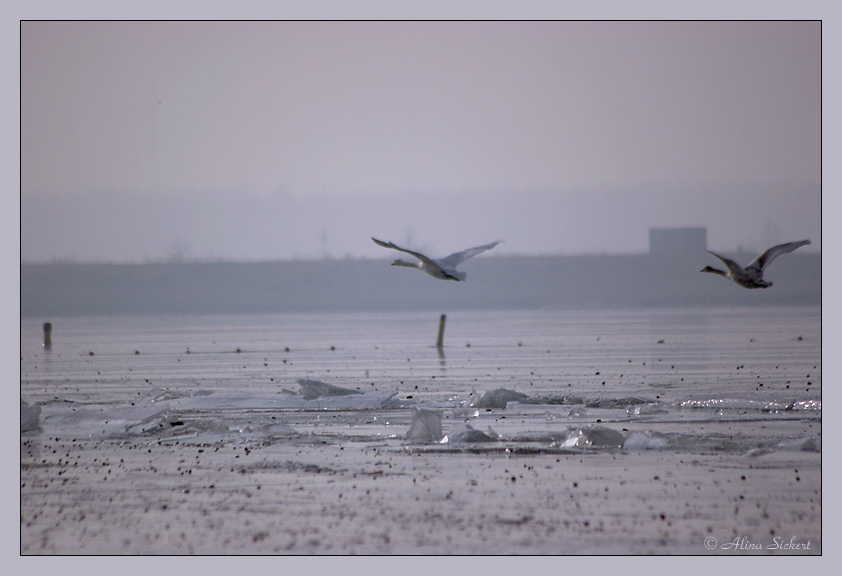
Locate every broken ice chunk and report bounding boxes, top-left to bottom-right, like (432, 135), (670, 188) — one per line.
(406, 407), (443, 443)
(296, 379), (363, 400)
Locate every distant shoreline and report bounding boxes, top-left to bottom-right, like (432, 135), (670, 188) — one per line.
(21, 253), (821, 317)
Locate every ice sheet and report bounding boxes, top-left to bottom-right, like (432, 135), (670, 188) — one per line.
(20, 308), (821, 554)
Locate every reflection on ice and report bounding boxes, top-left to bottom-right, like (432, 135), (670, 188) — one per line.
(678, 398), (822, 412)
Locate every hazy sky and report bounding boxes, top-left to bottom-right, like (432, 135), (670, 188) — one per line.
(21, 21), (821, 262)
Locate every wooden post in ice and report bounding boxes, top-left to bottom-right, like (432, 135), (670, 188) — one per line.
(43, 322), (52, 349)
(436, 314), (446, 348)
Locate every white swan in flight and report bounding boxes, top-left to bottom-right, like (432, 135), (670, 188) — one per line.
(371, 237), (503, 281)
(700, 239), (810, 289)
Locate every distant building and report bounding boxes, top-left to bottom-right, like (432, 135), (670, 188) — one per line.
(649, 227), (707, 254)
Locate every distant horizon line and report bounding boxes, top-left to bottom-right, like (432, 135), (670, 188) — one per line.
(20, 247), (821, 266)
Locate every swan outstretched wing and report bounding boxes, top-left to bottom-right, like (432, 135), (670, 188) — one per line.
(705, 251), (744, 277)
(371, 237), (440, 267)
(439, 240), (503, 268)
(747, 240), (810, 273)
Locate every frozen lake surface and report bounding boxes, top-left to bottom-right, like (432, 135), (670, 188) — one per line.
(21, 307), (821, 554)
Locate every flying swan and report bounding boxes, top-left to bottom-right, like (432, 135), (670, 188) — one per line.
(700, 239), (810, 289)
(371, 237), (503, 281)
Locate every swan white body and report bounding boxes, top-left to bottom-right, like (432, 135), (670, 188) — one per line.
(372, 237), (502, 281)
(700, 240), (810, 289)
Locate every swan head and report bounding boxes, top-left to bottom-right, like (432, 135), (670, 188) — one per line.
(391, 259), (417, 268)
